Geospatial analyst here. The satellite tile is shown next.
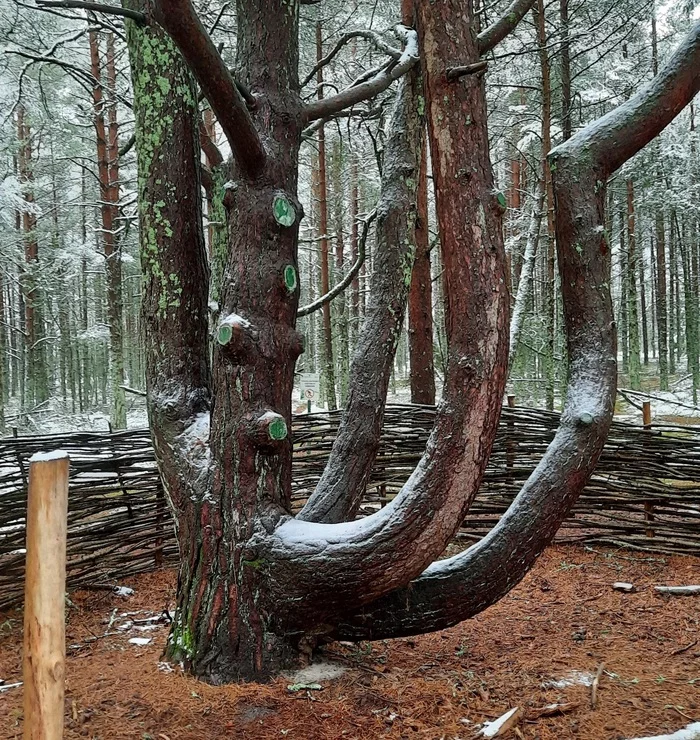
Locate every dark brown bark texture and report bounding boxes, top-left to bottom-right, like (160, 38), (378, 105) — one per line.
(132, 0), (700, 684)
(408, 146), (436, 406)
(125, 0), (213, 674)
(333, 17), (700, 642)
(254, 0), (510, 630)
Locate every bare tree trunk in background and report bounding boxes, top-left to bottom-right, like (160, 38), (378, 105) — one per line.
(535, 0), (556, 410)
(17, 104), (48, 409)
(627, 179), (642, 389)
(560, 0), (572, 141)
(349, 156), (360, 348)
(90, 30), (126, 428)
(0, 269), (5, 430)
(619, 206), (629, 376)
(408, 143), (436, 405)
(332, 138), (350, 404)
(316, 22), (337, 410)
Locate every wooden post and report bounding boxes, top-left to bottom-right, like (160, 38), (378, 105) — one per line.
(642, 401), (655, 538)
(23, 450), (69, 740)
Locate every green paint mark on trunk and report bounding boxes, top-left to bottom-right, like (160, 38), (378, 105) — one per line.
(284, 264), (297, 292)
(269, 417), (288, 440)
(273, 194), (296, 227)
(217, 324), (233, 345)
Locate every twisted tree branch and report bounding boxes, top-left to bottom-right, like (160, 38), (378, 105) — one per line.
(302, 26), (418, 123)
(477, 0), (535, 55)
(332, 18), (700, 642)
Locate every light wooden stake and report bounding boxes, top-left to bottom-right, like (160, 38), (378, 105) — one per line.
(23, 450), (70, 740)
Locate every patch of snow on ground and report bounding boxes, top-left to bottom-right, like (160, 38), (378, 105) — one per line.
(128, 637), (152, 646)
(285, 662), (346, 684)
(627, 723), (700, 740)
(544, 670), (594, 688)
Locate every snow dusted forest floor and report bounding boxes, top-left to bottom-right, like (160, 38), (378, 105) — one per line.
(1, 545), (699, 740)
(3, 366), (700, 438)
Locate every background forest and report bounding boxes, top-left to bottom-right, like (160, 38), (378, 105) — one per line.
(0, 0), (698, 434)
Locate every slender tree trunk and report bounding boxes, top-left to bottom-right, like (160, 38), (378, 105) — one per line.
(627, 179), (642, 389)
(349, 156), (360, 348)
(0, 270), (5, 431)
(17, 104), (47, 408)
(655, 208), (669, 389)
(509, 189), (544, 371)
(90, 31), (126, 427)
(331, 138), (350, 403)
(408, 143), (435, 405)
(535, 0), (556, 410)
(316, 22), (337, 410)
(560, 0), (572, 141)
(619, 205), (629, 376)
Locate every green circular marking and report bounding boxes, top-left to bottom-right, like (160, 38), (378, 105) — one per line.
(217, 324), (233, 345)
(284, 264), (297, 292)
(268, 417), (288, 441)
(579, 412), (594, 425)
(496, 191), (507, 209)
(273, 194), (296, 227)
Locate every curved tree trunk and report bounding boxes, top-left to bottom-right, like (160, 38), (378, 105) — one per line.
(333, 18), (700, 641)
(298, 74), (425, 524)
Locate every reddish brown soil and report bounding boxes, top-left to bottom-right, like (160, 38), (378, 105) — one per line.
(2, 545), (699, 739)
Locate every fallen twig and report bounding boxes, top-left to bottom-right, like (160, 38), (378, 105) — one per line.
(671, 639), (698, 656)
(655, 585), (700, 596)
(591, 663), (605, 709)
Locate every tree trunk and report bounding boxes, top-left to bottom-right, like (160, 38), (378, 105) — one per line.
(408, 144), (436, 405)
(627, 179), (642, 389)
(655, 208), (669, 389)
(535, 0), (556, 410)
(17, 104), (47, 408)
(89, 31), (126, 428)
(316, 22), (337, 411)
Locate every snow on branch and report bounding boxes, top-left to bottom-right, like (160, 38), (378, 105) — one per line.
(35, 0), (147, 24)
(302, 26), (418, 123)
(301, 30), (402, 88)
(551, 19), (700, 178)
(477, 0), (536, 55)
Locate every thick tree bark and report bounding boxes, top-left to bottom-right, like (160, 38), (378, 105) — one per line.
(408, 145), (436, 405)
(255, 0), (509, 626)
(333, 17), (700, 642)
(125, 0), (213, 674)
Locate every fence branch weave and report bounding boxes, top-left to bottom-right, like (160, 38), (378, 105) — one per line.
(1, 405), (699, 610)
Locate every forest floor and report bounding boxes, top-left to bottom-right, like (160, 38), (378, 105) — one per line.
(1, 544), (699, 740)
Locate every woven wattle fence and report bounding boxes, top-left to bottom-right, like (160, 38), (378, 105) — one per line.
(1, 404), (699, 610)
